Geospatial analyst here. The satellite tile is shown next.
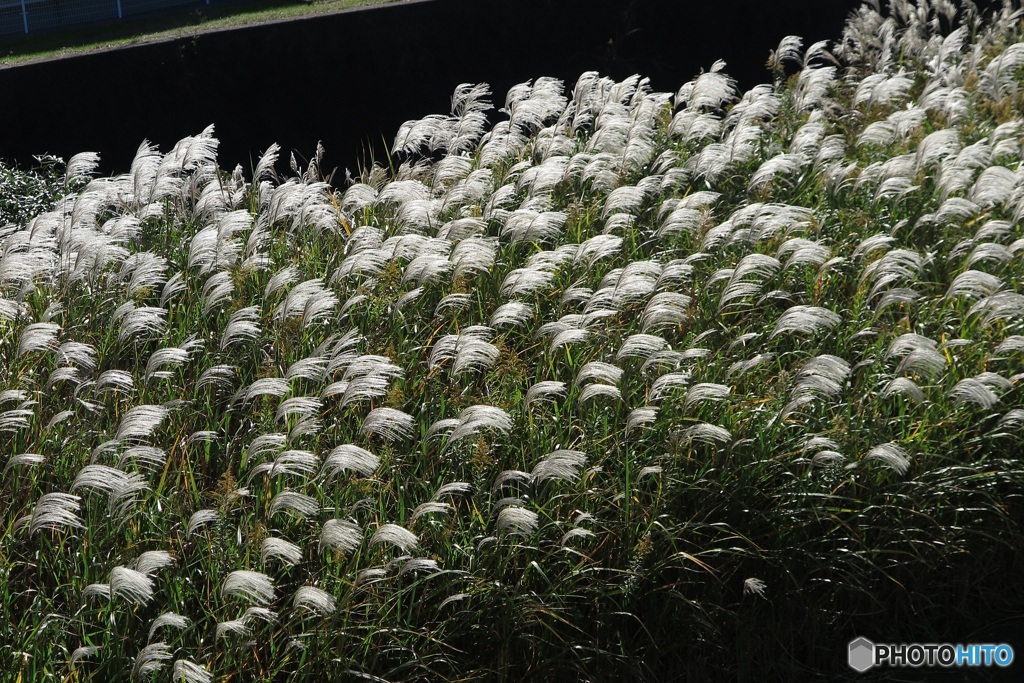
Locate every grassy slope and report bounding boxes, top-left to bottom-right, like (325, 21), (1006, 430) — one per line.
(2, 1), (1024, 681)
(0, 0), (402, 68)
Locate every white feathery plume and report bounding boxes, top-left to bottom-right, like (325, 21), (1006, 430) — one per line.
(222, 570), (277, 606)
(275, 278), (339, 328)
(243, 377), (290, 403)
(399, 558), (441, 577)
(532, 450), (587, 484)
(500, 265), (556, 298)
(946, 270), (1003, 301)
(451, 236), (497, 279)
(970, 292), (1024, 326)
(261, 537), (303, 567)
(322, 444), (380, 479)
(132, 642), (172, 681)
(887, 333), (946, 380)
(447, 405), (513, 446)
(948, 377), (1002, 410)
(172, 660), (212, 683)
(641, 292), (691, 332)
(115, 404), (168, 443)
(95, 369), (135, 395)
(410, 501), (453, 522)
(677, 64), (737, 111)
(496, 506), (539, 536)
(187, 509), (219, 536)
(17, 322), (60, 357)
(743, 578), (768, 598)
(265, 265), (300, 299)
(56, 341), (98, 371)
(135, 550), (174, 576)
(433, 481), (472, 500)
(110, 566), (155, 606)
(149, 610), (191, 643)
(627, 406), (659, 433)
(683, 383), (731, 411)
(791, 355), (851, 400)
(82, 583), (111, 600)
(201, 270), (234, 314)
(119, 252), (168, 298)
(160, 272), (185, 306)
(882, 377), (925, 403)
(254, 449), (319, 481)
(682, 422), (732, 445)
(286, 356), (329, 383)
(65, 151), (100, 184)
(276, 396), (322, 424)
(196, 364), (236, 392)
(269, 490), (320, 520)
(361, 407), (415, 443)
(617, 333), (667, 361)
(863, 443), (911, 475)
(500, 210), (568, 243)
(578, 383), (622, 403)
(524, 381), (567, 408)
(320, 519), (362, 555)
(292, 586), (337, 616)
(26, 492), (83, 535)
(995, 335), (1024, 354)
(370, 524), (419, 553)
(116, 304), (167, 343)
(4, 452), (45, 473)
(144, 346), (191, 383)
(771, 305), (841, 338)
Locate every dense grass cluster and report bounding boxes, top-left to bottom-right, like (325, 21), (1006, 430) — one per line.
(3, 0), (1024, 680)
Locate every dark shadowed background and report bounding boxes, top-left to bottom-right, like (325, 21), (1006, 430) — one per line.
(1, 0), (863, 173)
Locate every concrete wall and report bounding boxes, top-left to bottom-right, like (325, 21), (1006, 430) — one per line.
(0, 0), (860, 174)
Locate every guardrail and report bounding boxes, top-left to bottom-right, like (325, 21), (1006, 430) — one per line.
(0, 0), (240, 39)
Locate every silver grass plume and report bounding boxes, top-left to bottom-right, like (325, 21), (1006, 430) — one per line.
(682, 422), (732, 446)
(71, 646), (101, 665)
(433, 481), (472, 500)
(532, 450), (587, 484)
(292, 586), (337, 616)
(496, 506), (540, 536)
(115, 404), (168, 442)
(320, 519), (362, 555)
(863, 443), (911, 475)
(322, 444), (380, 479)
(269, 490), (320, 520)
(110, 566), (155, 606)
(882, 377), (925, 403)
(370, 524), (419, 553)
(135, 550), (174, 575)
(132, 642), (172, 680)
(17, 322), (60, 358)
(578, 383), (622, 403)
(627, 406), (659, 433)
(446, 405), (513, 447)
(187, 509), (219, 536)
(361, 407), (415, 443)
(683, 383), (731, 411)
(172, 660), (212, 683)
(149, 612), (189, 641)
(771, 305), (841, 338)
(411, 501), (453, 522)
(25, 492), (84, 535)
(524, 381), (567, 408)
(262, 537), (303, 567)
(222, 570), (276, 606)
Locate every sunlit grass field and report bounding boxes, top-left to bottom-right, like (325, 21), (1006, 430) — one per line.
(2, 0), (1024, 680)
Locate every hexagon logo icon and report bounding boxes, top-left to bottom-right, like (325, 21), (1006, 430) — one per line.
(848, 637), (875, 672)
